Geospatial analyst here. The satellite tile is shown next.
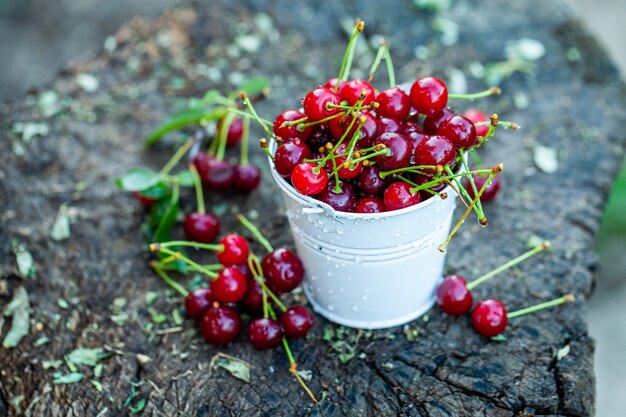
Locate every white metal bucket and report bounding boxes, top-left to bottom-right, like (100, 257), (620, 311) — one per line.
(268, 142), (460, 329)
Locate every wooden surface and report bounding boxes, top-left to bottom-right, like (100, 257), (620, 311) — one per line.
(2, 0), (626, 415)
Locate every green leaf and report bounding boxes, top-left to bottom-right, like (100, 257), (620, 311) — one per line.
(137, 182), (169, 200)
(196, 89), (226, 107)
(129, 398), (146, 414)
(42, 359), (63, 369)
(115, 167), (161, 192)
(65, 347), (102, 367)
(33, 336), (50, 347)
(145, 109), (225, 146)
(213, 356), (250, 383)
(3, 286), (30, 349)
(12, 241), (36, 278)
(235, 76), (269, 97)
(490, 334), (507, 342)
(91, 379), (103, 392)
(53, 372), (84, 384)
(176, 170), (194, 187)
(148, 307), (168, 324)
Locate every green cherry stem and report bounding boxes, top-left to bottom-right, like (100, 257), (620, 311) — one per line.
(507, 294), (575, 319)
(241, 93), (275, 139)
(379, 165), (438, 179)
(259, 138), (275, 160)
(248, 253), (287, 312)
(188, 163), (205, 214)
(466, 241), (551, 291)
(228, 108), (273, 127)
(155, 247), (218, 279)
(336, 19), (365, 86)
(237, 214), (274, 253)
(281, 115), (308, 128)
(159, 139), (193, 176)
(443, 164), (485, 223)
(151, 241), (223, 252)
(150, 261), (189, 297)
(448, 87), (501, 100)
(384, 45), (396, 87)
(216, 112), (236, 161)
(368, 41), (387, 82)
(469, 150), (484, 168)
(240, 117), (251, 165)
(458, 150), (485, 223)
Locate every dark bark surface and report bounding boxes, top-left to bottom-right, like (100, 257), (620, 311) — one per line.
(1, 0), (625, 416)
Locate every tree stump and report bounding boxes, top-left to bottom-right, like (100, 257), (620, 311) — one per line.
(1, 1), (625, 415)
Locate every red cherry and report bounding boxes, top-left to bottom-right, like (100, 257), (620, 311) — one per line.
(200, 306), (242, 345)
(291, 162), (328, 196)
(437, 115), (478, 148)
(471, 299), (508, 337)
(217, 234), (250, 266)
(464, 174), (501, 202)
(274, 139), (312, 178)
(262, 248), (304, 293)
(324, 78), (346, 91)
(211, 267), (248, 303)
(193, 154), (235, 191)
(303, 87), (341, 121)
(423, 108), (456, 134)
(354, 196), (386, 213)
(273, 109), (312, 141)
(338, 79), (375, 106)
(233, 164), (261, 193)
(374, 133), (411, 171)
(376, 87), (411, 120)
(280, 306), (315, 339)
(231, 263), (253, 280)
(462, 108), (490, 137)
(183, 213), (220, 243)
(355, 165), (387, 196)
(413, 135), (457, 171)
(217, 116), (244, 147)
(248, 318), (283, 350)
(133, 192), (158, 207)
(316, 181), (357, 212)
(436, 275), (473, 315)
(325, 143), (362, 180)
(241, 279), (264, 315)
(383, 182), (421, 211)
(410, 76), (448, 116)
(328, 111), (378, 147)
(184, 287), (214, 320)
(306, 127), (335, 151)
(377, 117), (404, 135)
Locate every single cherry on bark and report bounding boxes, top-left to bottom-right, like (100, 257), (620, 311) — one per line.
(436, 241), (551, 315)
(183, 163), (221, 243)
(200, 304), (242, 345)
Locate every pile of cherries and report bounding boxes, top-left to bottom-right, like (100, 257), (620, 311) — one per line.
(150, 217), (315, 350)
(266, 76), (500, 213)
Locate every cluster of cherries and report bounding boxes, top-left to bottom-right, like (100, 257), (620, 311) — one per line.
(150, 216), (315, 350)
(263, 76), (501, 213)
(435, 241), (574, 337)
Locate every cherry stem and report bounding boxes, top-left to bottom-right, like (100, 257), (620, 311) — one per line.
(248, 253), (287, 312)
(241, 93), (275, 139)
(237, 214), (274, 253)
(216, 113), (235, 161)
(466, 241), (551, 291)
(336, 19), (365, 86)
(379, 165), (438, 179)
(228, 108), (273, 127)
(281, 115), (308, 128)
(457, 150), (485, 222)
(262, 287), (269, 319)
(369, 41), (396, 87)
(470, 150), (484, 168)
(369, 41), (387, 82)
(448, 87), (501, 100)
(410, 167), (495, 194)
(188, 163), (205, 214)
(240, 117), (251, 166)
(507, 294), (575, 319)
(151, 261), (189, 297)
(326, 103), (377, 111)
(159, 139), (193, 176)
(475, 120), (520, 130)
(438, 172), (496, 253)
(259, 138), (274, 161)
(156, 247), (218, 279)
(331, 157), (342, 193)
(297, 111), (344, 129)
(151, 241), (223, 252)
(346, 147), (390, 165)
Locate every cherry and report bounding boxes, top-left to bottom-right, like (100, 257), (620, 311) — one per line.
(377, 117), (404, 135)
(324, 78), (345, 91)
(423, 108), (456, 134)
(462, 108), (489, 137)
(274, 139), (312, 178)
(404, 127), (427, 163)
(355, 165), (387, 196)
(210, 267), (248, 303)
(241, 279), (264, 314)
(383, 182), (421, 211)
(326, 143), (362, 180)
(374, 133), (411, 171)
(410, 76), (448, 116)
(183, 213), (220, 243)
(303, 87), (341, 121)
(403, 121), (423, 135)
(262, 248), (304, 293)
(217, 116), (244, 147)
(338, 79), (375, 106)
(354, 196), (386, 213)
(216, 234), (250, 266)
(273, 109), (312, 141)
(328, 111), (378, 147)
(471, 299), (508, 337)
(200, 306), (242, 345)
(464, 174), (501, 202)
(280, 306), (315, 339)
(376, 87), (411, 120)
(306, 127), (335, 151)
(413, 135), (457, 170)
(414, 173), (447, 200)
(248, 318), (283, 350)
(291, 162), (328, 196)
(233, 164), (261, 193)
(316, 181), (357, 212)
(231, 263), (253, 280)
(194, 154), (235, 191)
(437, 115), (478, 148)
(184, 287), (214, 320)
(435, 275), (473, 315)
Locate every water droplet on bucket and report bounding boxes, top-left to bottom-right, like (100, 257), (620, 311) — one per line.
(328, 304), (335, 311)
(361, 295), (368, 301)
(326, 271), (332, 277)
(352, 306), (358, 311)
